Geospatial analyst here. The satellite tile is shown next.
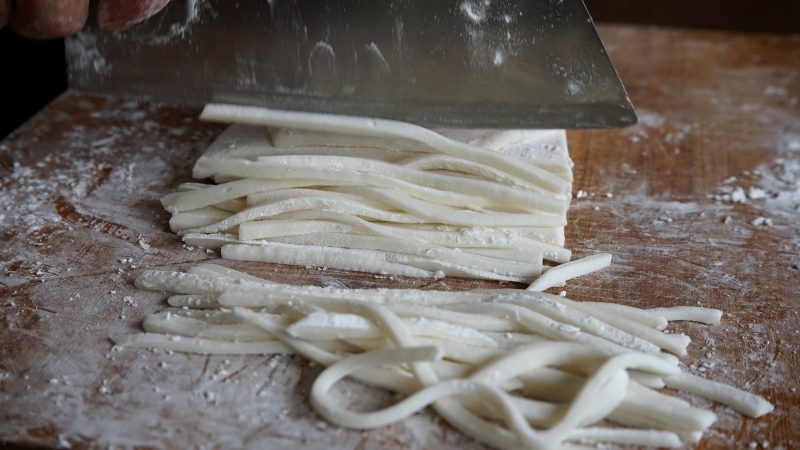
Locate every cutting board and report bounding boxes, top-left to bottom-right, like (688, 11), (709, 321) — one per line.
(1, 24), (798, 449)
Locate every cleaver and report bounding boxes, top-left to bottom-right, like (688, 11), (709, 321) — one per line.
(66, 0), (636, 129)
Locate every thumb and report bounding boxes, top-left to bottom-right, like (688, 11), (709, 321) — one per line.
(97, 0), (172, 32)
(9, 0), (89, 39)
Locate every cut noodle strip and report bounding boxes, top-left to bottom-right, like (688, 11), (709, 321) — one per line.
(200, 104), (571, 194)
(220, 243), (531, 282)
(222, 242), (436, 279)
(161, 109), (586, 285)
(265, 233), (543, 277)
(117, 265), (773, 450)
(648, 307), (723, 325)
(238, 213), (571, 263)
(162, 178), (352, 213)
(527, 253), (613, 292)
(245, 155), (569, 211)
(135, 107), (772, 448)
(111, 333), (292, 355)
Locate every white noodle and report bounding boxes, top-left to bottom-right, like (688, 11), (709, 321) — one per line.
(238, 212), (571, 263)
(265, 233), (543, 277)
(648, 306), (723, 325)
(221, 243), (532, 282)
(111, 333), (292, 355)
(130, 107), (773, 448)
(665, 372), (775, 418)
(200, 104), (571, 194)
(527, 253), (613, 292)
(116, 265), (773, 450)
(162, 178), (348, 213)
(221, 242), (436, 278)
(159, 112), (586, 284)
(237, 155), (568, 212)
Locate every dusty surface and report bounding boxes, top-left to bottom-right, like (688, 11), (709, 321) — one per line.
(1, 24), (799, 449)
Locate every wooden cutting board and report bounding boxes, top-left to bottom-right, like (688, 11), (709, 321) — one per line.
(1, 24), (798, 450)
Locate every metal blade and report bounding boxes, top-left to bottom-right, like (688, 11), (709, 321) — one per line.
(66, 0), (636, 128)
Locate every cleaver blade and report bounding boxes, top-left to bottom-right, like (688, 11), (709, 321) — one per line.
(67, 0), (637, 129)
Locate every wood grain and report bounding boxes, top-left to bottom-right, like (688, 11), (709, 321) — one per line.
(1, 24), (798, 449)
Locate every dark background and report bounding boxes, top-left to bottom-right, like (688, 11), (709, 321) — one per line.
(588, 0), (800, 35)
(0, 30), (67, 138)
(1, 0), (799, 139)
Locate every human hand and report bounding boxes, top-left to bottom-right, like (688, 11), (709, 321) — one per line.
(0, 0), (172, 39)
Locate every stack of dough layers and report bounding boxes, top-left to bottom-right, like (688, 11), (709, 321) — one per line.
(116, 264), (773, 450)
(163, 104), (581, 285)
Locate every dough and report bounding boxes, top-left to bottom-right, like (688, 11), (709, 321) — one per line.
(159, 107), (586, 284)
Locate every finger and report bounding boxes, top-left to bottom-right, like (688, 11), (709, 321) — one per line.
(9, 0), (89, 39)
(0, 0), (11, 30)
(97, 0), (172, 32)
